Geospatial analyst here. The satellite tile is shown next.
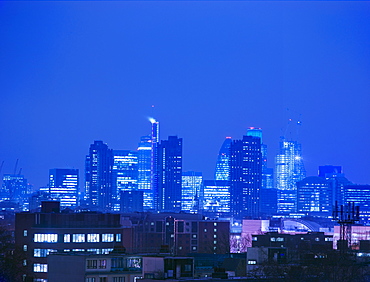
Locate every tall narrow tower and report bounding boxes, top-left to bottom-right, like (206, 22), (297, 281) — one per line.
(275, 138), (306, 213)
(85, 141), (113, 211)
(149, 118), (160, 210)
(155, 136), (183, 212)
(229, 135), (262, 218)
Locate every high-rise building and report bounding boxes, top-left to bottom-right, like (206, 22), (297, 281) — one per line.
(296, 176), (331, 216)
(214, 137), (232, 181)
(181, 171), (203, 213)
(202, 180), (230, 215)
(112, 150), (138, 211)
(120, 190), (144, 213)
(155, 136), (182, 212)
(275, 138), (306, 213)
(1, 174), (30, 210)
(48, 169), (79, 208)
(137, 136), (153, 210)
(229, 135), (262, 218)
(85, 141), (113, 211)
(246, 128), (275, 216)
(150, 118), (160, 210)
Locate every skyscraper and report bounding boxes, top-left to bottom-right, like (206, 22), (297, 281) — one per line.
(296, 176), (331, 216)
(181, 171), (203, 213)
(48, 168), (79, 207)
(1, 174), (30, 210)
(202, 180), (230, 215)
(214, 137), (232, 181)
(229, 135), (262, 218)
(112, 150), (138, 211)
(155, 136), (183, 212)
(275, 138), (306, 213)
(137, 135), (153, 210)
(84, 140), (113, 211)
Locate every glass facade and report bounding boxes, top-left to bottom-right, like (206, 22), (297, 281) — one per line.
(202, 180), (230, 214)
(181, 171), (203, 213)
(48, 168), (79, 207)
(137, 136), (153, 210)
(275, 138), (306, 213)
(214, 137), (232, 181)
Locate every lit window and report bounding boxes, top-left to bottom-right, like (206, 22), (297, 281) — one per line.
(214, 240), (217, 244)
(248, 260), (257, 265)
(24, 230), (27, 237)
(214, 223), (217, 226)
(34, 249), (57, 257)
(87, 234), (100, 243)
(270, 238), (276, 242)
(23, 260), (27, 266)
(23, 245), (27, 251)
(204, 229), (207, 232)
(214, 229), (217, 232)
(252, 237), (257, 241)
(192, 246), (197, 251)
(116, 234), (121, 242)
(101, 248), (113, 254)
(86, 278), (95, 282)
(102, 234), (114, 242)
(73, 234), (85, 243)
(315, 237), (320, 242)
(34, 263), (48, 273)
(34, 234), (58, 243)
(99, 259), (107, 269)
(192, 234), (197, 238)
(64, 234), (71, 243)
(276, 237), (284, 242)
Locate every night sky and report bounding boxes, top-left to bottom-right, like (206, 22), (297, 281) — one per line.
(1, 1), (369, 189)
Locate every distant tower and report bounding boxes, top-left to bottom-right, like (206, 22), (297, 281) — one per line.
(296, 176), (331, 216)
(137, 136), (153, 210)
(155, 136), (183, 212)
(149, 118), (160, 210)
(84, 140), (113, 211)
(49, 168), (79, 208)
(229, 135), (262, 218)
(112, 150), (138, 211)
(275, 138), (306, 213)
(215, 137), (232, 181)
(1, 174), (29, 210)
(181, 171), (203, 213)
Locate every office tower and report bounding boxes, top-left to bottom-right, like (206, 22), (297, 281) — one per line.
(229, 135), (262, 218)
(342, 184), (370, 224)
(181, 171), (203, 213)
(120, 190), (144, 213)
(202, 180), (230, 215)
(215, 137), (232, 181)
(246, 128), (275, 215)
(85, 141), (113, 211)
(155, 136), (182, 212)
(137, 136), (153, 210)
(318, 165), (342, 178)
(112, 150), (138, 211)
(296, 176), (331, 216)
(275, 138), (306, 213)
(150, 118), (160, 210)
(48, 169), (79, 208)
(1, 174), (30, 210)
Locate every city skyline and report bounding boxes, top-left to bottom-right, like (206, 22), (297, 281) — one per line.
(1, 1), (369, 188)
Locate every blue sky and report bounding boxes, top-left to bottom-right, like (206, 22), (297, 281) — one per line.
(1, 1), (369, 188)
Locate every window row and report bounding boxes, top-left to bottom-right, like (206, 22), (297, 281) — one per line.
(33, 233), (121, 243)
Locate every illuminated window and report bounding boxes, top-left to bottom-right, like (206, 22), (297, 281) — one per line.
(87, 234), (100, 242)
(34, 263), (48, 273)
(23, 230), (27, 237)
(248, 260), (257, 265)
(64, 234), (71, 243)
(102, 234), (114, 242)
(116, 234), (122, 242)
(34, 249), (57, 257)
(23, 245), (27, 251)
(73, 234), (85, 243)
(101, 248), (113, 254)
(86, 278), (95, 282)
(99, 259), (107, 269)
(34, 234), (58, 243)
(214, 223), (217, 226)
(214, 229), (217, 232)
(23, 260), (27, 266)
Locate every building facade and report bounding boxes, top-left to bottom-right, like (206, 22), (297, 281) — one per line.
(155, 136), (182, 212)
(181, 171), (203, 213)
(275, 138), (306, 213)
(48, 168), (79, 208)
(229, 135), (262, 218)
(214, 137), (232, 181)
